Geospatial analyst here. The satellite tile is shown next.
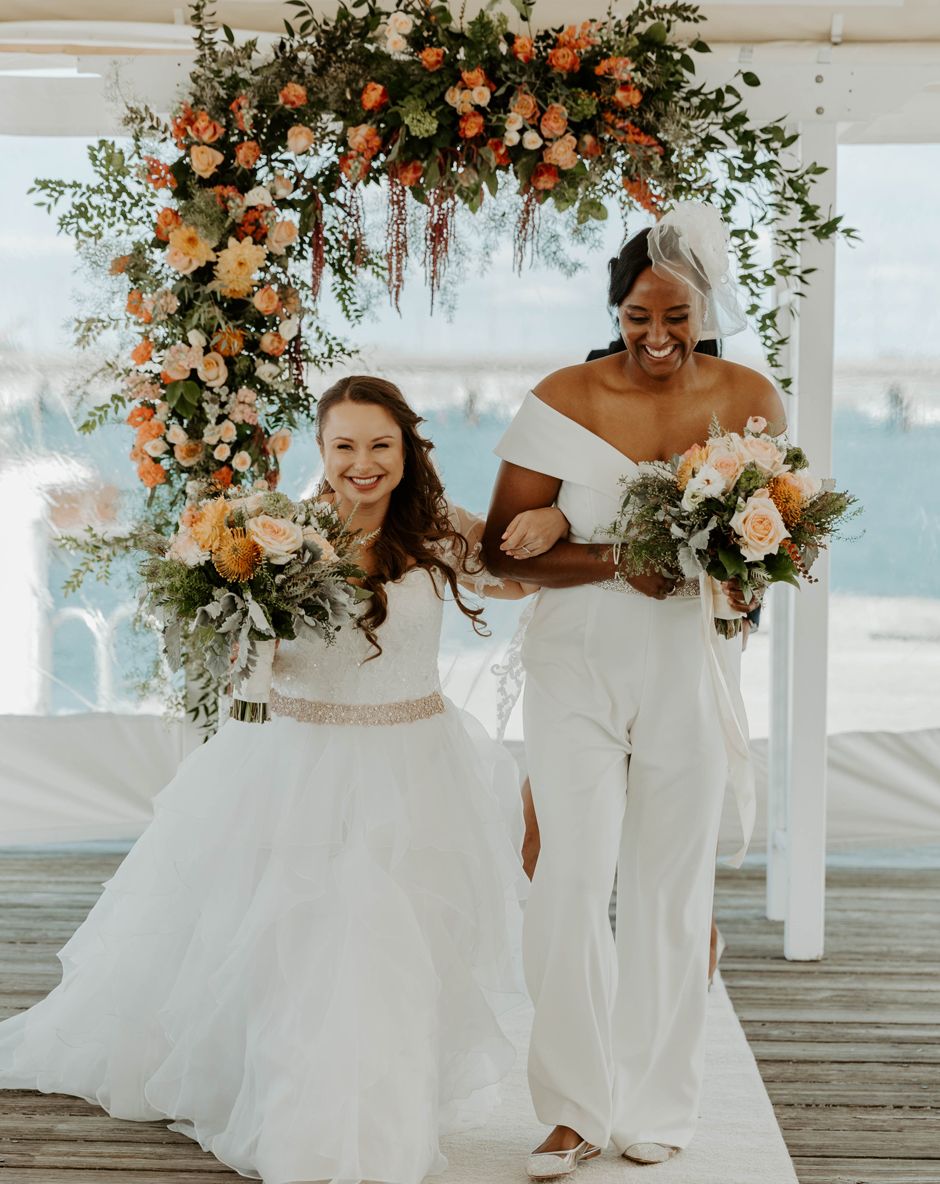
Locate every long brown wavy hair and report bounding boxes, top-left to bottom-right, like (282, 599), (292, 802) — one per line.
(316, 375), (487, 658)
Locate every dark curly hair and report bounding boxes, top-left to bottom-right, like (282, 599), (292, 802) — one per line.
(316, 375), (487, 658)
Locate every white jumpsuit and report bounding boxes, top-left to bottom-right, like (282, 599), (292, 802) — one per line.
(495, 392), (752, 1153)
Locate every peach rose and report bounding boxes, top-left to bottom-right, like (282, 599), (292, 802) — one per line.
(385, 31), (407, 53)
(522, 130), (543, 150)
(486, 138), (510, 167)
(166, 422), (188, 445)
(197, 351), (228, 388)
(531, 163), (559, 191)
(461, 67), (487, 89)
(746, 415), (768, 434)
(543, 133), (578, 169)
(190, 145), (224, 179)
(266, 219), (298, 255)
(137, 457), (167, 489)
(512, 35), (535, 63)
(347, 124), (383, 158)
(387, 11), (413, 34)
(361, 81), (389, 112)
(578, 133), (602, 158)
(268, 427), (292, 457)
(612, 84), (643, 109)
(259, 331), (287, 357)
(547, 46), (580, 72)
(419, 47), (445, 71)
(394, 160), (424, 187)
(286, 124), (315, 154)
(235, 140), (261, 169)
(252, 285), (281, 315)
(246, 514), (303, 564)
(161, 342), (200, 382)
(279, 82), (308, 109)
(232, 450), (252, 472)
(777, 469), (821, 502)
(704, 436), (746, 485)
(459, 111), (485, 139)
(219, 420), (238, 443)
(174, 440), (205, 468)
(155, 207), (182, 241)
(736, 433), (789, 478)
(131, 339), (153, 365)
(213, 442), (231, 462)
(167, 527), (209, 566)
(540, 103), (569, 139)
(511, 91), (539, 121)
(272, 173), (294, 198)
(730, 492), (789, 562)
(190, 110), (224, 143)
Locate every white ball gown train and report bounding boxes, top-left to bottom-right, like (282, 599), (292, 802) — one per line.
(0, 554), (528, 1184)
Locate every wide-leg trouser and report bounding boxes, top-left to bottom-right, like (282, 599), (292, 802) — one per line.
(521, 584), (728, 1152)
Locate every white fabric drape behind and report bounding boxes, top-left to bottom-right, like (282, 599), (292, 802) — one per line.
(0, 713), (938, 850)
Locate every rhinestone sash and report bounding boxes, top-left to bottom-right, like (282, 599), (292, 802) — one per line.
(270, 688), (446, 727)
(592, 576), (700, 598)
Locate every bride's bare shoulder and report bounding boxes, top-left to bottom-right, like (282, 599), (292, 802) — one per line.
(704, 356), (786, 429)
(532, 358), (607, 415)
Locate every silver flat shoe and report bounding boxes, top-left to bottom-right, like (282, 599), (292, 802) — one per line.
(622, 1142), (679, 1164)
(526, 1139), (602, 1179)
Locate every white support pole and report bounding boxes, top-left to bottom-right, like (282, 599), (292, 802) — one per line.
(784, 119), (838, 961)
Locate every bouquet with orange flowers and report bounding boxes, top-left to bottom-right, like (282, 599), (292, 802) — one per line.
(140, 490), (367, 720)
(606, 416), (859, 636)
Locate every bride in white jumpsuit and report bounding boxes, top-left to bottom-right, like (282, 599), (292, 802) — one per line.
(483, 204), (785, 1175)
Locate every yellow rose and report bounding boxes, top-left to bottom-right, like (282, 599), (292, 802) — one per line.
(729, 492), (789, 562)
(190, 145), (224, 178)
(246, 514), (304, 564)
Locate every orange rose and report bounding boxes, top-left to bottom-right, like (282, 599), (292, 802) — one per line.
(393, 160), (424, 187)
(419, 47), (445, 71)
(109, 254), (133, 275)
(235, 140), (261, 169)
(361, 81), (389, 112)
(230, 94), (250, 132)
(531, 162), (559, 191)
(486, 138), (511, 167)
(170, 102), (194, 147)
(190, 145), (224, 179)
(143, 156), (177, 191)
(540, 103), (569, 139)
(190, 110), (224, 143)
(137, 457), (167, 488)
(252, 285), (281, 316)
(131, 339), (153, 365)
(543, 133), (578, 170)
(259, 331), (287, 357)
(286, 125), (316, 154)
(279, 82), (308, 109)
(126, 404), (154, 427)
(547, 46), (580, 73)
(125, 289), (151, 322)
(595, 56), (634, 80)
(612, 83), (643, 109)
(154, 207), (182, 242)
(339, 152), (370, 184)
(461, 67), (487, 89)
(510, 91), (539, 122)
(578, 133), (602, 158)
(347, 124), (383, 158)
(212, 326), (245, 357)
(211, 465), (234, 488)
(511, 35), (535, 63)
(458, 111), (485, 139)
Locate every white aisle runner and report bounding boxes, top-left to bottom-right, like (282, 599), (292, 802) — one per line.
(440, 974), (798, 1184)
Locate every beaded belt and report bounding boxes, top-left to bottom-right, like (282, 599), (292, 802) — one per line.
(270, 688), (446, 727)
(592, 576), (700, 599)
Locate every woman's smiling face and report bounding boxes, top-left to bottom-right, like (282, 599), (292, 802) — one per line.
(319, 399), (405, 511)
(617, 265), (705, 380)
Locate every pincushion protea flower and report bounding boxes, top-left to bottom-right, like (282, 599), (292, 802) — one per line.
(213, 527), (263, 581)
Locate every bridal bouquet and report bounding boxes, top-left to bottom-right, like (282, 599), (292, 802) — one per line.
(140, 490), (367, 719)
(606, 416), (859, 636)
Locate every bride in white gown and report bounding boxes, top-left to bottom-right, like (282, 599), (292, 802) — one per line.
(0, 375), (568, 1184)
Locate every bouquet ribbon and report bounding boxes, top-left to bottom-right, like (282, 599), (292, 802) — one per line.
(699, 574), (756, 867)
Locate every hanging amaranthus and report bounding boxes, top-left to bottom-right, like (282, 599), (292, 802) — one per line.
(514, 188), (540, 275)
(309, 190), (325, 302)
(386, 170), (409, 311)
(423, 186), (457, 310)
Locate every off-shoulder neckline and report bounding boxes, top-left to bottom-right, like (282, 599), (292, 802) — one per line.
(526, 391), (641, 470)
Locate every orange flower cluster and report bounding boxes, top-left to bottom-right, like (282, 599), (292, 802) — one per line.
(126, 289), (152, 324)
(458, 110), (485, 140)
(612, 83), (643, 110)
(622, 176), (660, 214)
(558, 21), (600, 50)
(154, 206), (182, 241)
(361, 81), (389, 112)
(595, 56), (634, 81)
(137, 456), (167, 488)
(142, 156), (177, 191)
(130, 338), (153, 366)
(419, 46), (445, 71)
(129, 415), (167, 487)
(511, 35), (534, 63)
(235, 140), (261, 169)
(531, 163), (559, 191)
(603, 115), (662, 153)
(487, 138), (510, 167)
(391, 160), (424, 187)
(126, 404), (154, 428)
(212, 465), (235, 490)
(190, 110), (224, 143)
(768, 476), (805, 528)
(236, 206), (270, 243)
(230, 94), (250, 132)
(278, 82), (307, 109)
(212, 326), (245, 357)
(342, 123), (384, 183)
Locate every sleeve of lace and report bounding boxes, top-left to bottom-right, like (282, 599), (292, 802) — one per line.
(443, 503), (537, 599)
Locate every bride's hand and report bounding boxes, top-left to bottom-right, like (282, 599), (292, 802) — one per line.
(501, 506), (569, 559)
(627, 571), (680, 600)
(721, 578), (760, 615)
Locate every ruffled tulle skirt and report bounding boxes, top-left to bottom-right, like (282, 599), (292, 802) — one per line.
(0, 702), (527, 1184)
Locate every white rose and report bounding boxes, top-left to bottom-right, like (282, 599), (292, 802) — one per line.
(232, 450), (252, 472)
(168, 529), (209, 567)
(213, 443), (231, 461)
(457, 90), (475, 115)
(385, 31), (407, 53)
(387, 11), (413, 34)
(166, 422), (188, 445)
(794, 470), (822, 499)
(505, 112), (524, 131)
(279, 316), (299, 341)
(244, 185), (273, 207)
(445, 86), (461, 108)
(143, 437), (169, 457)
(246, 514), (304, 564)
(187, 329), (207, 348)
(255, 360), (281, 383)
(522, 130), (543, 150)
(219, 419), (237, 443)
(503, 130), (521, 147)
(472, 86), (491, 107)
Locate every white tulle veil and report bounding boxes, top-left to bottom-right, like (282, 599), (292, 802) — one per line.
(646, 201), (748, 341)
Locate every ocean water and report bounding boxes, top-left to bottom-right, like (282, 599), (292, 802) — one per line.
(26, 396), (940, 712)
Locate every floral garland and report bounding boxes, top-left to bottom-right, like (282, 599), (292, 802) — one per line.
(33, 0), (850, 515)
